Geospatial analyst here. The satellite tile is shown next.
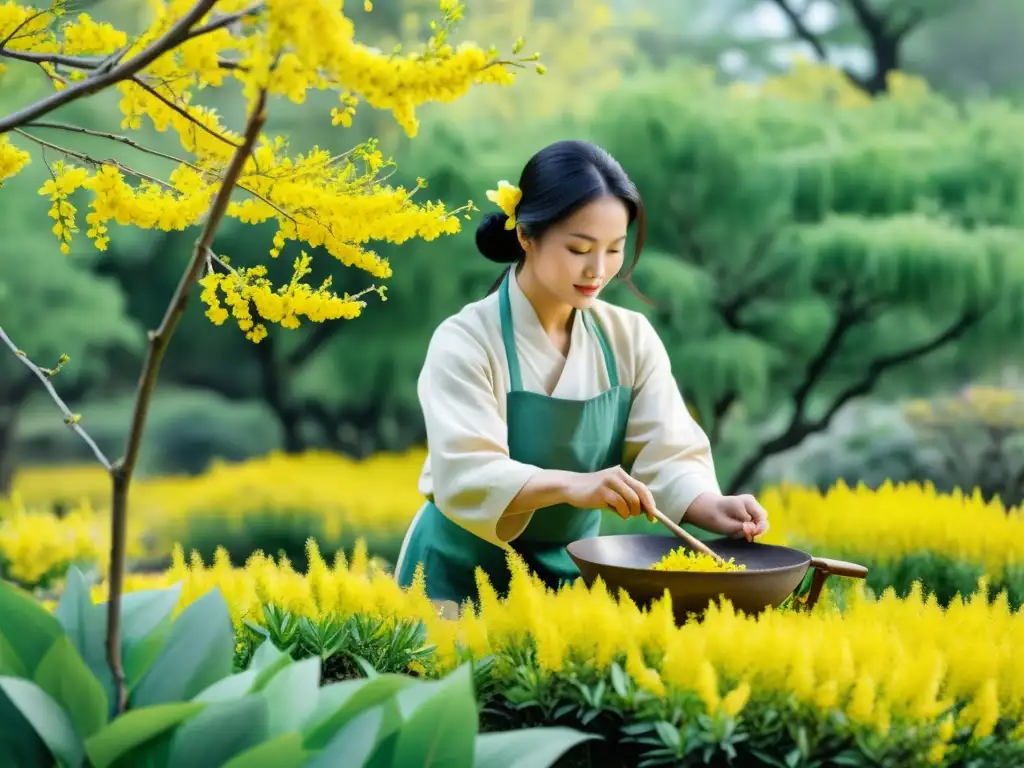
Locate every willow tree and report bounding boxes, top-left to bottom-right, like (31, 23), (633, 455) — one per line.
(0, 0), (540, 712)
(593, 66), (1024, 491)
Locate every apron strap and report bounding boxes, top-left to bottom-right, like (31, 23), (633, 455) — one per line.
(499, 269), (620, 391)
(498, 270), (524, 392)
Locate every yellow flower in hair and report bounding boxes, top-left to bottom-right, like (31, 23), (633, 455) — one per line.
(486, 181), (522, 230)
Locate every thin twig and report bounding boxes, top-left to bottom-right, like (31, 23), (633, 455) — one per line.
(13, 128), (175, 190)
(128, 76), (241, 148)
(0, 326), (112, 470)
(104, 87), (268, 716)
(0, 49), (94, 68)
(181, 2), (264, 42)
(0, 0), (219, 134)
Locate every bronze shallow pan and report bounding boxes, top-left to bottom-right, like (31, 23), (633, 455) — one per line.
(565, 534), (868, 622)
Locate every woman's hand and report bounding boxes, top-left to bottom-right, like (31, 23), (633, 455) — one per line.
(563, 467), (656, 521)
(684, 492), (769, 541)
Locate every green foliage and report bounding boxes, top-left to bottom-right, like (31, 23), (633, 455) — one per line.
(239, 605), (436, 681)
(0, 174), (142, 394)
(12, 66), (1024, 490)
(0, 568), (592, 768)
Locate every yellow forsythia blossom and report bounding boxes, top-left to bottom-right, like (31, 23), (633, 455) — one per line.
(0, 0), (541, 338)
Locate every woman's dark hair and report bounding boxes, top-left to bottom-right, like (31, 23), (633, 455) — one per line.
(476, 139), (648, 300)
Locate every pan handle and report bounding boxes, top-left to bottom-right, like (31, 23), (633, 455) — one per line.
(799, 556), (869, 612)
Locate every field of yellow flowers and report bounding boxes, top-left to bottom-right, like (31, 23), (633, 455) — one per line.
(3, 451), (1023, 765)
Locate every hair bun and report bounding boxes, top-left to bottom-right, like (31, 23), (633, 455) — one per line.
(475, 212), (523, 264)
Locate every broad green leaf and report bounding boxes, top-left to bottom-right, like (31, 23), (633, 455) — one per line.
(166, 695), (270, 768)
(53, 569), (115, 714)
(392, 676), (437, 721)
(120, 586), (183, 689)
(0, 580), (65, 675)
(55, 573), (183, 713)
(261, 656), (320, 736)
(302, 674), (415, 750)
(360, 698), (406, 768)
(53, 568), (96, 651)
(218, 732), (308, 768)
(192, 668), (258, 703)
(248, 640), (287, 673)
(0, 688), (51, 767)
(130, 589), (234, 707)
(251, 650), (295, 693)
(0, 631), (28, 678)
(84, 702), (204, 768)
(34, 635), (108, 739)
(0, 676), (84, 768)
(473, 727), (599, 768)
(120, 584), (184, 644)
(304, 705), (384, 768)
(391, 663), (477, 767)
(301, 678), (368, 730)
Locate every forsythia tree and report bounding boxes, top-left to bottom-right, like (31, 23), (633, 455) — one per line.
(0, 0), (540, 713)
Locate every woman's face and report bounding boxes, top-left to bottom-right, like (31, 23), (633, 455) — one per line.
(518, 195), (629, 310)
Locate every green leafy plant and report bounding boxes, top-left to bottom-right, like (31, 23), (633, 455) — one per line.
(0, 567), (595, 767)
(242, 605), (436, 680)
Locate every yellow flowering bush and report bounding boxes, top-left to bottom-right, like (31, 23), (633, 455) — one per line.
(904, 385), (1024, 508)
(9, 450), (1023, 605)
(760, 480), (1024, 607)
(0, 0), (543, 332)
(727, 57), (933, 110)
(65, 540), (1024, 766)
(0, 494), (146, 589)
(3, 450), (425, 584)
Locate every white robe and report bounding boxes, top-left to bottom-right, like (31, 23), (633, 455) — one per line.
(394, 271), (721, 574)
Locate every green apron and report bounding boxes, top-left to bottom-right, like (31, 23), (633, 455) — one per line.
(395, 270), (633, 603)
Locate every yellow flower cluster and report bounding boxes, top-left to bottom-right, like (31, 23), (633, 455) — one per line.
(486, 180), (522, 229)
(3, 450), (426, 587)
(0, 135), (30, 187)
(89, 540), (1022, 757)
(759, 481), (1022, 579)
(0, 494), (140, 587)
(906, 385), (1024, 431)
(727, 58), (933, 109)
(132, 448), (427, 546)
(651, 548), (745, 572)
(0, 496), (104, 586)
(1, 0), (541, 339)
(10, 448), (1020, 583)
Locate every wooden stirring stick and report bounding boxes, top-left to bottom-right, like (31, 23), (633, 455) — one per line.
(648, 507), (727, 564)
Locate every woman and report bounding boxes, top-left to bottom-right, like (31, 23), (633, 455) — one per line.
(394, 139), (769, 604)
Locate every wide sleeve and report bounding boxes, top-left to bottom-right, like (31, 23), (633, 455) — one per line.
(418, 318), (544, 547)
(624, 314), (722, 524)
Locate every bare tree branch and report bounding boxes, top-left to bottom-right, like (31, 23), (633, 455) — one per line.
(0, 49), (96, 68)
(104, 87), (268, 715)
(183, 2), (263, 42)
(0, 327), (113, 470)
(768, 0), (830, 59)
(727, 308), (985, 493)
(0, 0), (219, 134)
